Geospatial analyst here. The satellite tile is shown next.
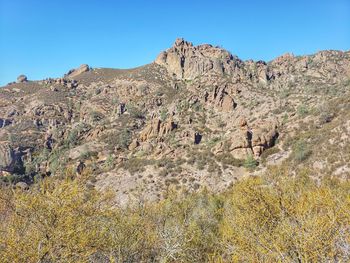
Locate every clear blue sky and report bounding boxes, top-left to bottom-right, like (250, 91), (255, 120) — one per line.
(0, 0), (349, 86)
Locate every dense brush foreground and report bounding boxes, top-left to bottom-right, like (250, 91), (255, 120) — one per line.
(1, 167), (349, 262)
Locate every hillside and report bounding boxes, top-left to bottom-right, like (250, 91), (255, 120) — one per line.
(0, 38), (349, 204)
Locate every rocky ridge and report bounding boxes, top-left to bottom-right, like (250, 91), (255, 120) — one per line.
(0, 38), (349, 203)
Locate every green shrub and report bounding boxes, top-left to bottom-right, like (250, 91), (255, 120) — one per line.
(260, 147), (280, 163)
(291, 140), (312, 163)
(127, 104), (144, 119)
(117, 129), (132, 149)
(297, 104), (309, 117)
(317, 103), (335, 124)
(244, 155), (258, 169)
(89, 111), (104, 122)
(120, 157), (156, 174)
(160, 108), (168, 122)
(215, 153), (243, 167)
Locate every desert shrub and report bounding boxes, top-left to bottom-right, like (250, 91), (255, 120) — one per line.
(79, 150), (98, 161)
(165, 178), (180, 186)
(282, 113), (288, 124)
(175, 158), (186, 166)
(216, 119), (226, 130)
(120, 157), (157, 174)
(244, 154), (258, 170)
(177, 100), (190, 113)
(66, 129), (79, 147)
(24, 148), (50, 176)
(156, 158), (175, 169)
(0, 179), (115, 262)
(317, 103), (335, 124)
(297, 104), (309, 117)
(103, 128), (132, 150)
(48, 148), (69, 175)
(215, 153), (243, 167)
(192, 102), (203, 112)
(207, 136), (221, 147)
(279, 89), (291, 98)
(126, 104), (144, 119)
(160, 108), (168, 122)
(0, 173), (28, 184)
(155, 190), (223, 262)
(156, 158), (179, 176)
(89, 110), (104, 122)
(1, 170), (349, 262)
(187, 156), (196, 165)
(208, 162), (221, 173)
(65, 123), (92, 148)
(196, 158), (206, 170)
(260, 146), (280, 163)
(158, 169), (168, 177)
(219, 172), (350, 262)
(104, 154), (115, 170)
(291, 139), (312, 163)
(118, 129), (132, 149)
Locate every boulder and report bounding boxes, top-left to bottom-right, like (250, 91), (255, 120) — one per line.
(159, 119), (177, 137)
(141, 142), (153, 152)
(15, 182), (29, 190)
(66, 64), (90, 78)
(76, 161), (86, 175)
(140, 119), (161, 141)
(128, 139), (139, 151)
(17, 75), (27, 83)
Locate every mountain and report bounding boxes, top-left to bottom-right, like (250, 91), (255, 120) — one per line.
(0, 38), (349, 204)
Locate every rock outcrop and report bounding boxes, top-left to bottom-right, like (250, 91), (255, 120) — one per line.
(0, 144), (21, 173)
(66, 64), (90, 78)
(17, 75), (27, 83)
(203, 85), (236, 112)
(140, 118), (177, 142)
(250, 121), (279, 157)
(155, 38), (243, 79)
(0, 37), (349, 194)
(213, 119), (278, 159)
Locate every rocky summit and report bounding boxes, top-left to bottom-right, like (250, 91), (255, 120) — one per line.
(1, 38), (350, 203)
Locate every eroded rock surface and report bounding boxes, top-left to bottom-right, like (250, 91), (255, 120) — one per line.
(1, 38), (349, 200)
(155, 38), (243, 79)
(66, 64), (90, 78)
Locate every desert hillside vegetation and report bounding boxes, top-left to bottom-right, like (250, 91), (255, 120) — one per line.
(1, 166), (349, 262)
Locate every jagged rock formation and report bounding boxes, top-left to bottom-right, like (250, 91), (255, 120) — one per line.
(155, 38), (243, 79)
(213, 119), (278, 159)
(1, 38), (349, 201)
(0, 144), (21, 173)
(66, 64), (90, 78)
(16, 75), (27, 83)
(203, 84), (236, 112)
(139, 118), (177, 142)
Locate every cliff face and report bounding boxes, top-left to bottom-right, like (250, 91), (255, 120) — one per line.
(1, 39), (349, 202)
(155, 38), (243, 79)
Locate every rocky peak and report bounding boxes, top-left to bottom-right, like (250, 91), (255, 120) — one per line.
(173, 37), (193, 48)
(65, 64), (90, 78)
(155, 38), (242, 80)
(17, 74), (28, 83)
